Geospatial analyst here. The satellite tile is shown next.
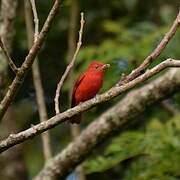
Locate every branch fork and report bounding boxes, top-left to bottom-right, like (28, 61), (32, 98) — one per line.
(0, 38), (18, 73)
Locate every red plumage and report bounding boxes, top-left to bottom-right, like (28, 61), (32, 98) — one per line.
(69, 61), (110, 124)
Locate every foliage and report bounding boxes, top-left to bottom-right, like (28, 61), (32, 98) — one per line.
(84, 115), (180, 179)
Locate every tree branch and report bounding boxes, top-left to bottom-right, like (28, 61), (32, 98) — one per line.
(54, 12), (85, 114)
(0, 0), (17, 52)
(0, 0), (62, 121)
(118, 10), (180, 85)
(25, 0), (53, 162)
(0, 58), (180, 153)
(30, 0), (39, 41)
(0, 38), (18, 73)
(0, 0), (28, 179)
(34, 68), (180, 179)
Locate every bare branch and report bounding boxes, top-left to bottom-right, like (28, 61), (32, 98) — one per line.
(26, 0), (53, 161)
(119, 10), (180, 85)
(0, 0), (28, 179)
(0, 0), (62, 121)
(0, 38), (18, 73)
(0, 58), (180, 153)
(30, 0), (39, 41)
(34, 68), (180, 179)
(0, 0), (17, 52)
(54, 12), (85, 114)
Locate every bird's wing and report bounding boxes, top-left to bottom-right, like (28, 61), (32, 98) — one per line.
(71, 73), (86, 107)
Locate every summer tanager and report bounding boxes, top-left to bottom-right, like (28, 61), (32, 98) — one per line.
(69, 61), (110, 124)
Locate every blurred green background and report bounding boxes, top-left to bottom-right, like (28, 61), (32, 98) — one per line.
(0, 0), (180, 179)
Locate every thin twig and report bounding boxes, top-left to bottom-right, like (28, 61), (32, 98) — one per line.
(0, 58), (180, 153)
(0, 0), (62, 121)
(0, 38), (18, 73)
(27, 0), (53, 161)
(30, 0), (39, 41)
(118, 10), (180, 85)
(54, 12), (85, 114)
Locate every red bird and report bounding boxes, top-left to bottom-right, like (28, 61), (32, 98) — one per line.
(70, 61), (110, 124)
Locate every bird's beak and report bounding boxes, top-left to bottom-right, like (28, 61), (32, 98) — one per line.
(102, 63), (110, 70)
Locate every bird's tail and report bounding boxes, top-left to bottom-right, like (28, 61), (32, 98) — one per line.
(69, 113), (82, 124)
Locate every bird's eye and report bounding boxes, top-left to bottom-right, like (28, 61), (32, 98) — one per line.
(95, 65), (99, 69)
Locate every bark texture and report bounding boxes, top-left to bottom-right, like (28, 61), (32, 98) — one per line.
(0, 0), (17, 98)
(0, 0), (28, 179)
(24, 0), (52, 162)
(34, 69), (180, 180)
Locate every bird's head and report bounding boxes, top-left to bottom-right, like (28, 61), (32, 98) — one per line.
(88, 61), (110, 73)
